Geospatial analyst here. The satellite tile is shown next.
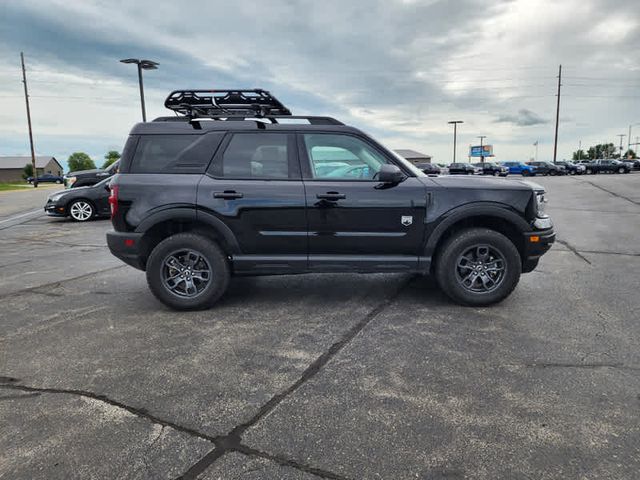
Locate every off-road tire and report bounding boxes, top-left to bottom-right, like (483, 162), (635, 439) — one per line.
(435, 228), (522, 306)
(146, 233), (230, 310)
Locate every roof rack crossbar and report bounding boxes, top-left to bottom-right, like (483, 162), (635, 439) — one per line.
(164, 89), (292, 118)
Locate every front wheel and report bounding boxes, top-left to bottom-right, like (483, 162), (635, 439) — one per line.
(586, 168), (593, 174)
(435, 228), (522, 306)
(522, 171), (531, 177)
(69, 200), (94, 222)
(146, 233), (230, 310)
(618, 167), (626, 174)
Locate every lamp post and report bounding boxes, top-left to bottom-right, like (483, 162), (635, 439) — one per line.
(448, 120), (463, 163)
(477, 135), (486, 163)
(628, 123), (640, 157)
(119, 58), (159, 122)
(617, 134), (626, 159)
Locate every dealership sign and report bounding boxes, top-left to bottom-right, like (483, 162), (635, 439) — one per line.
(470, 145), (494, 157)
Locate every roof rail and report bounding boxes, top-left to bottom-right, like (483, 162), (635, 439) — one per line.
(153, 115), (343, 126)
(164, 89), (292, 117)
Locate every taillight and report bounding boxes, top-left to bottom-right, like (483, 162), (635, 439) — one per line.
(108, 184), (119, 218)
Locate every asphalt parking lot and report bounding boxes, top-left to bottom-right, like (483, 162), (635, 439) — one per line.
(1, 174), (639, 479)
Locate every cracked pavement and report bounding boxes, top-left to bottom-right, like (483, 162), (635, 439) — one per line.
(1, 174), (639, 479)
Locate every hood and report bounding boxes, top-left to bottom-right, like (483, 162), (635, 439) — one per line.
(48, 185), (91, 199)
(427, 175), (544, 192)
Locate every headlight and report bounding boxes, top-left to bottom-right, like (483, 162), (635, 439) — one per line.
(48, 193), (66, 202)
(535, 191), (547, 215)
(66, 176), (77, 188)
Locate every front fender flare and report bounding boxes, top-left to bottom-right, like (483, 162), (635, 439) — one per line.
(424, 203), (531, 257)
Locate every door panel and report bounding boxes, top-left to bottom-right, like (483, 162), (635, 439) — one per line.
(303, 178), (427, 256)
(197, 132), (307, 256)
(298, 132), (428, 259)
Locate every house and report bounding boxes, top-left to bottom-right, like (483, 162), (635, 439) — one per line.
(0, 156), (64, 182)
(394, 149), (432, 165)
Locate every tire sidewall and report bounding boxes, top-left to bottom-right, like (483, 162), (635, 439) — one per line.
(435, 228), (522, 306)
(146, 233), (230, 310)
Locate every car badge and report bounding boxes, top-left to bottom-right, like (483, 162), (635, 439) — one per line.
(401, 215), (413, 226)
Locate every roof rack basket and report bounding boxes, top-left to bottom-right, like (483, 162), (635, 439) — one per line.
(164, 89), (292, 118)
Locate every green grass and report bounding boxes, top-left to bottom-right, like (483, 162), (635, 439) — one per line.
(0, 183), (31, 191)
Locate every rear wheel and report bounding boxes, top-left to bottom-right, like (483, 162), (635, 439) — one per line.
(586, 168), (594, 174)
(522, 170), (531, 177)
(146, 233), (230, 310)
(69, 200), (94, 222)
(435, 228), (521, 306)
(618, 167), (625, 174)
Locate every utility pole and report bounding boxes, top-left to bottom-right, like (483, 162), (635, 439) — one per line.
(20, 52), (38, 188)
(534, 140), (539, 162)
(478, 135), (486, 164)
(552, 64), (562, 163)
(448, 120), (463, 163)
(617, 134), (626, 159)
(578, 140), (582, 161)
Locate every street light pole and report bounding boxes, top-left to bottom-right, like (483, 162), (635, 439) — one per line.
(120, 58), (159, 122)
(617, 134), (625, 159)
(448, 120), (463, 163)
(477, 135), (486, 164)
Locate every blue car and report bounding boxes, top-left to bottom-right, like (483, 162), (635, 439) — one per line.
(500, 162), (536, 176)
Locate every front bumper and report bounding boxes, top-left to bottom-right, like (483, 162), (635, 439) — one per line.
(44, 202), (66, 217)
(106, 230), (145, 270)
(521, 220), (555, 272)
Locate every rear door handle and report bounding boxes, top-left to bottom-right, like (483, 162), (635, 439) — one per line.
(213, 191), (243, 199)
(316, 192), (346, 200)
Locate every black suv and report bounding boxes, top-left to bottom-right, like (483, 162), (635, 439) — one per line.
(107, 89), (554, 310)
(472, 162), (509, 176)
(65, 160), (120, 188)
(526, 161), (565, 176)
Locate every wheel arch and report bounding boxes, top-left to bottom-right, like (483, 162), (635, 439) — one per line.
(425, 204), (531, 273)
(135, 208), (241, 268)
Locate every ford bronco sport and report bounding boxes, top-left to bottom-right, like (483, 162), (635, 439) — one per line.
(106, 89), (554, 310)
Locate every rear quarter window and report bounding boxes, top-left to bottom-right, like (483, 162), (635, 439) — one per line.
(129, 133), (224, 174)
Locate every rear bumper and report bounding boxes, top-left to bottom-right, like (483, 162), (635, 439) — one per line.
(106, 231), (145, 270)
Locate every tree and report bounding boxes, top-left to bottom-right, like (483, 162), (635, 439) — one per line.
(68, 152), (96, 172)
(623, 149), (637, 159)
(22, 163), (34, 180)
(571, 149), (588, 161)
(585, 143), (616, 160)
(102, 150), (121, 169)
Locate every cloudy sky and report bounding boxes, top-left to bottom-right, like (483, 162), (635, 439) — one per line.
(1, 0), (638, 170)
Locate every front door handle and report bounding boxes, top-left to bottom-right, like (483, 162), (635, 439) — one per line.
(316, 192), (346, 201)
(213, 191), (243, 199)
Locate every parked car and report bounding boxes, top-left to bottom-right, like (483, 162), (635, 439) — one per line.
(584, 159), (631, 174)
(554, 161), (585, 175)
(415, 163), (441, 175)
(526, 161), (566, 176)
(500, 162), (537, 176)
(106, 88), (554, 310)
(449, 163), (480, 175)
(436, 163), (449, 175)
(472, 162), (508, 176)
(621, 159), (640, 171)
(44, 177), (112, 221)
(26, 173), (63, 184)
(64, 160), (120, 188)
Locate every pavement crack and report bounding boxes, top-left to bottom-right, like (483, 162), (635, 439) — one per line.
(580, 179), (640, 206)
(174, 275), (414, 480)
(0, 382), (217, 443)
(556, 239), (592, 264)
(524, 362), (640, 371)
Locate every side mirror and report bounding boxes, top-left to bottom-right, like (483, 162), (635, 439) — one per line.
(377, 164), (404, 184)
(104, 184), (111, 192)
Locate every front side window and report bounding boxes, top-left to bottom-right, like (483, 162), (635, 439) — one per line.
(303, 134), (389, 180)
(218, 133), (289, 179)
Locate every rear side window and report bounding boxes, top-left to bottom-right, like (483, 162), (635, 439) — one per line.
(214, 133), (291, 179)
(130, 133), (223, 174)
